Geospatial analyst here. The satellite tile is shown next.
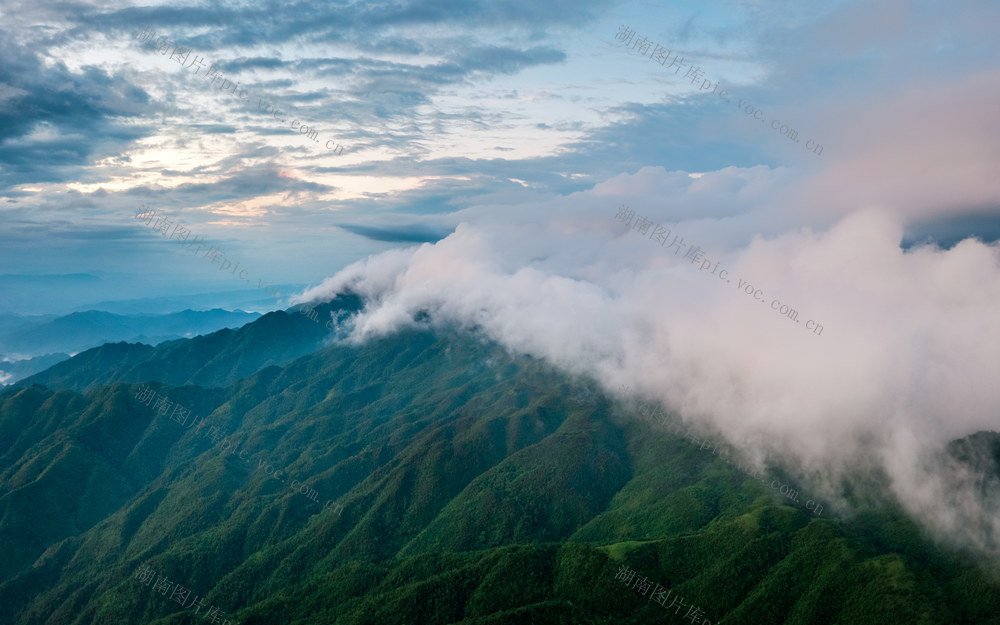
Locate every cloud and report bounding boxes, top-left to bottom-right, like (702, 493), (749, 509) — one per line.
(299, 163), (1000, 558)
(336, 223), (452, 243)
(777, 67), (1000, 225)
(0, 40), (150, 189)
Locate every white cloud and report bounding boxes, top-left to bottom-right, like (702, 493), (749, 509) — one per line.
(300, 161), (1000, 557)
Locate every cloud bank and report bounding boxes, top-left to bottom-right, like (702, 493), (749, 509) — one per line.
(298, 151), (1000, 559)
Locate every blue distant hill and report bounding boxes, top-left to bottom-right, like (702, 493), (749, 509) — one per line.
(0, 308), (261, 358)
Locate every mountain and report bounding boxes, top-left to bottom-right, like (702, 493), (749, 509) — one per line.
(75, 287), (314, 316)
(13, 296), (358, 393)
(0, 353), (70, 386)
(1, 294), (998, 625)
(0, 274), (299, 317)
(0, 309), (262, 359)
(0, 313), (59, 336)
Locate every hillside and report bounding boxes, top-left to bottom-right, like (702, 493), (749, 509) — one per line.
(0, 301), (998, 625)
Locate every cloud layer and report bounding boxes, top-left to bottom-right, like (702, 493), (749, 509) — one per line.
(300, 160), (1000, 558)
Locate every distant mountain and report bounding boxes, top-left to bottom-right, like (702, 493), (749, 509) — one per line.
(0, 313), (59, 335)
(76, 286), (313, 316)
(0, 272), (311, 317)
(0, 352), (70, 385)
(0, 308), (262, 358)
(14, 295), (360, 393)
(1, 293), (998, 625)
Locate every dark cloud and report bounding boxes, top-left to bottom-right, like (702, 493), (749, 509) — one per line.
(461, 45), (565, 75)
(355, 37), (426, 55)
(359, 0), (613, 28)
(83, 0), (612, 54)
(0, 40), (152, 189)
(158, 165), (335, 203)
(902, 210), (1000, 249)
(190, 123), (241, 134)
(227, 56), (287, 71)
(336, 223), (452, 243)
(0, 0), (583, 191)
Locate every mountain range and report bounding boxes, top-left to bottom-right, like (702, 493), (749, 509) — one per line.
(0, 309), (262, 386)
(0, 293), (998, 624)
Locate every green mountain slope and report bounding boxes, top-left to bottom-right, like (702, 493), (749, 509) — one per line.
(1, 312), (998, 625)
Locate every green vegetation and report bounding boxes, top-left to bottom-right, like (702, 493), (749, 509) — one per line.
(1, 301), (998, 624)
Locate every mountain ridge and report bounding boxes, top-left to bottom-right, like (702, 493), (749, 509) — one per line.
(1, 295), (998, 624)
(0, 308), (262, 359)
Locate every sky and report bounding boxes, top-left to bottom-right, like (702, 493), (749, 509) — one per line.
(2, 0), (1000, 556)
